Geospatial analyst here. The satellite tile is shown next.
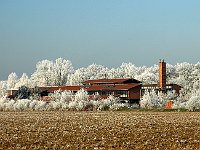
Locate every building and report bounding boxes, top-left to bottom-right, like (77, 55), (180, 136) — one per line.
(7, 60), (182, 103)
(36, 60), (181, 103)
(141, 59), (181, 96)
(141, 83), (182, 96)
(38, 78), (142, 104)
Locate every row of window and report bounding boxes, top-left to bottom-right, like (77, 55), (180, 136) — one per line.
(141, 86), (172, 89)
(88, 90), (128, 97)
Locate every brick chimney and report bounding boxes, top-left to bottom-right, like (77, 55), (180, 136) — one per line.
(159, 59), (166, 90)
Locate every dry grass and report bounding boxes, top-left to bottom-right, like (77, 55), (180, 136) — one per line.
(0, 111), (200, 149)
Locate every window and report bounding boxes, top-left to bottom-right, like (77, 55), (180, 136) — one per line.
(115, 90), (128, 98)
(88, 91), (99, 95)
(101, 90), (114, 95)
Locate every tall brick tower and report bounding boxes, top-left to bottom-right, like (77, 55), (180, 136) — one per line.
(159, 59), (166, 90)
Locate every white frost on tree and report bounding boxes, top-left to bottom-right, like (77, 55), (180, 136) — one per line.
(136, 71), (158, 84)
(31, 59), (54, 86)
(2, 57), (200, 111)
(118, 63), (138, 78)
(74, 89), (89, 101)
(53, 58), (74, 86)
(15, 73), (30, 89)
(7, 72), (18, 89)
(67, 64), (108, 85)
(186, 96), (200, 111)
(31, 58), (74, 86)
(140, 90), (168, 109)
(0, 81), (7, 98)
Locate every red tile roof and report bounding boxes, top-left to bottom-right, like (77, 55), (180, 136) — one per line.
(39, 84), (141, 92)
(83, 78), (141, 84)
(39, 86), (81, 93)
(85, 84), (141, 91)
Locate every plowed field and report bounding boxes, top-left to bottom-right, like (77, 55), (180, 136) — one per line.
(0, 111), (200, 149)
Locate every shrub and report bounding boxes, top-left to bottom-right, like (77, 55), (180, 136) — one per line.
(16, 86), (30, 99)
(186, 96), (200, 111)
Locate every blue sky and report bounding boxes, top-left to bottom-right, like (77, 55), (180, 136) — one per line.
(0, 0), (200, 80)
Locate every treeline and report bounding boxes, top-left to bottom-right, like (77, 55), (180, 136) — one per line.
(0, 58), (199, 108)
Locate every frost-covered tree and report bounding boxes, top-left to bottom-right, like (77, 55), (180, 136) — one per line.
(135, 65), (158, 84)
(166, 64), (177, 83)
(140, 90), (168, 109)
(67, 68), (86, 85)
(118, 63), (138, 78)
(107, 63), (143, 79)
(51, 90), (73, 103)
(186, 96), (200, 111)
(67, 64), (108, 85)
(164, 90), (177, 100)
(2, 58), (200, 110)
(140, 89), (180, 109)
(174, 62), (194, 92)
(192, 63), (200, 91)
(0, 81), (7, 98)
(7, 72), (18, 89)
(136, 71), (158, 84)
(97, 95), (121, 110)
(31, 59), (54, 86)
(85, 64), (109, 79)
(31, 58), (74, 86)
(52, 58), (74, 86)
(107, 68), (121, 79)
(67, 89), (90, 110)
(74, 89), (89, 101)
(15, 73), (30, 89)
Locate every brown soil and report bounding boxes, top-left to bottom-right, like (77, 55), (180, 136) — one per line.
(0, 111), (200, 150)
